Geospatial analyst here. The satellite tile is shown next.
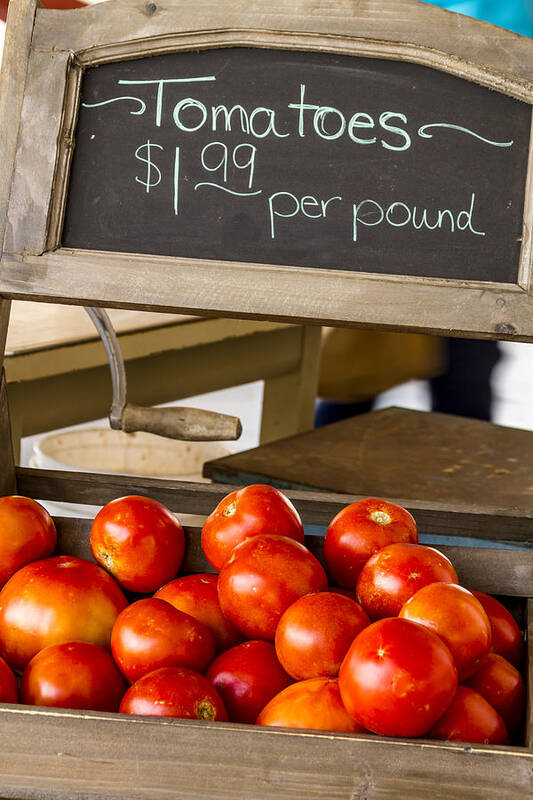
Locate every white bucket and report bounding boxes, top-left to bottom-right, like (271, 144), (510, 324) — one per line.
(31, 427), (233, 518)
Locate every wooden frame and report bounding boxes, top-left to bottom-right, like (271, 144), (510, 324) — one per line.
(2, 0), (533, 340)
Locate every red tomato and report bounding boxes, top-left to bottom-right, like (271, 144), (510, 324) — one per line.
(20, 641), (127, 712)
(399, 583), (492, 680)
(201, 484), (304, 572)
(111, 597), (215, 683)
(338, 617), (458, 737)
(119, 666), (228, 721)
(206, 640), (293, 724)
(154, 573), (242, 653)
(323, 498), (418, 588)
(256, 677), (367, 733)
(275, 591), (370, 680)
(471, 591), (523, 668)
(356, 543), (458, 620)
(0, 496), (56, 588)
(0, 556), (127, 672)
(428, 686), (508, 745)
(218, 535), (328, 640)
(464, 653), (525, 736)
(0, 655), (17, 703)
(90, 495), (185, 593)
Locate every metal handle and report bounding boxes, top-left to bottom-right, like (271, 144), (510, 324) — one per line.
(85, 306), (243, 441)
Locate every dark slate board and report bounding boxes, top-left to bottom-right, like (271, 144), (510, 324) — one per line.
(62, 48), (531, 282)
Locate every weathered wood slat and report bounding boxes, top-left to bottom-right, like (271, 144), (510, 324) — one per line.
(0, 703), (531, 800)
(20, 467), (533, 543)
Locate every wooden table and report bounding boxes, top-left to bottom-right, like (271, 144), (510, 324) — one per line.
(4, 301), (321, 460)
(203, 406), (533, 545)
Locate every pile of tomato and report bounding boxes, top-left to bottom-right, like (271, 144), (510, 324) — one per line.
(0, 486), (525, 745)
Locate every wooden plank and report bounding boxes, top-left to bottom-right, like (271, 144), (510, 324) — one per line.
(0, 0), (36, 249)
(53, 516), (533, 597)
(6, 324), (302, 440)
(204, 407), (533, 521)
(0, 704), (531, 800)
(260, 325), (321, 444)
(5, 302), (190, 355)
(31, 0), (533, 98)
(2, 250), (533, 341)
(17, 467), (533, 543)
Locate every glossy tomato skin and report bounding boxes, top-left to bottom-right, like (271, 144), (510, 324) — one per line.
(275, 591), (370, 680)
(218, 535), (328, 640)
(119, 666), (228, 721)
(0, 496), (57, 588)
(256, 677), (367, 733)
(201, 484), (304, 572)
(338, 617), (458, 738)
(20, 641), (127, 712)
(356, 543), (458, 620)
(90, 495), (185, 593)
(0, 556), (127, 672)
(464, 653), (525, 736)
(111, 597), (215, 683)
(428, 686), (508, 745)
(323, 498), (418, 588)
(206, 640), (293, 724)
(471, 591), (524, 668)
(154, 573), (242, 653)
(0, 655), (17, 703)
(399, 583), (492, 680)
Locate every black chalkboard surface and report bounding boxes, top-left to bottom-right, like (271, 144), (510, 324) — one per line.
(62, 48), (531, 283)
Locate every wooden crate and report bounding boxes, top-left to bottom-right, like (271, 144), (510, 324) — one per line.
(0, 472), (531, 799)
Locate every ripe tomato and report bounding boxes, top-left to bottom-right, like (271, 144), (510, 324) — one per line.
(111, 597), (215, 683)
(206, 640), (293, 724)
(20, 641), (127, 712)
(428, 686), (508, 745)
(90, 495), (185, 593)
(399, 583), (491, 680)
(471, 591), (523, 668)
(338, 617), (458, 738)
(154, 573), (242, 653)
(0, 496), (56, 588)
(256, 677), (367, 733)
(201, 484), (304, 572)
(119, 666), (228, 721)
(0, 556), (127, 672)
(356, 543), (458, 620)
(464, 653), (525, 736)
(275, 591), (369, 680)
(323, 498), (418, 588)
(218, 535), (327, 640)
(0, 655), (17, 703)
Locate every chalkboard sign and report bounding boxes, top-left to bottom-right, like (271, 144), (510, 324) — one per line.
(62, 48), (531, 283)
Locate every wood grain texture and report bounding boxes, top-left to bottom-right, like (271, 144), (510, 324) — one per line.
(17, 466), (533, 543)
(5, 302), (188, 356)
(30, 0), (533, 98)
(0, 705), (531, 800)
(0, 0), (36, 250)
(204, 407), (533, 515)
(3, 250), (533, 341)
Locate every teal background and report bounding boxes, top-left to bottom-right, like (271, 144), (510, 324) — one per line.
(425, 0), (533, 36)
